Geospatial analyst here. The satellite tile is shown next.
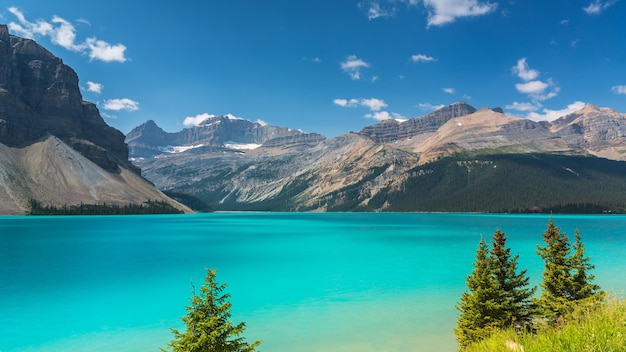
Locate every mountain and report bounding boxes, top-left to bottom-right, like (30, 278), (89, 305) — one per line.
(0, 24), (186, 214)
(551, 104), (626, 160)
(358, 101), (477, 143)
(125, 115), (326, 158)
(128, 102), (626, 213)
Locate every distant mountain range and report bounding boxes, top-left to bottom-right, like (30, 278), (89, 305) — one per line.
(0, 24), (187, 214)
(127, 100), (626, 213)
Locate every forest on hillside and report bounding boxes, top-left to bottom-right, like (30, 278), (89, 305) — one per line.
(363, 153), (626, 213)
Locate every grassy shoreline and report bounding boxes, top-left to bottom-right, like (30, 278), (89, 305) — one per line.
(465, 296), (626, 351)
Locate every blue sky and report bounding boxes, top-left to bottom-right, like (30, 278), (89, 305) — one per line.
(2, 1), (625, 137)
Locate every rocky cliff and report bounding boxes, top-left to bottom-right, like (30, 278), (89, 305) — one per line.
(0, 24), (185, 214)
(550, 104), (626, 160)
(358, 101), (477, 143)
(0, 25), (133, 173)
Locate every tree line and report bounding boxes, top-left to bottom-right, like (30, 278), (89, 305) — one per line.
(28, 199), (183, 215)
(455, 218), (603, 348)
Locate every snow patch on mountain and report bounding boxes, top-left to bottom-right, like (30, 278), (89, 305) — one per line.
(224, 142), (262, 150)
(159, 144), (205, 153)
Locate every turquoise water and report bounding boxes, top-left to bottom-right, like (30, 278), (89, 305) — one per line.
(1, 213), (625, 351)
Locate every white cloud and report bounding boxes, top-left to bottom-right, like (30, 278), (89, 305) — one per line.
(361, 98), (388, 111)
(611, 85), (626, 95)
(335, 97), (407, 121)
(583, 0), (618, 14)
(442, 87), (455, 94)
(526, 101), (586, 122)
(333, 98), (349, 107)
(359, 1), (396, 19)
(7, 7), (127, 63)
(418, 103), (445, 111)
(86, 81), (103, 94)
(7, 7), (53, 38)
(515, 80), (549, 94)
(49, 16), (86, 52)
(183, 113), (216, 127)
(423, 0), (497, 27)
(411, 54), (437, 62)
(334, 98), (386, 111)
(511, 58), (559, 102)
(333, 98), (359, 107)
(85, 37), (127, 63)
(103, 98), (139, 111)
(365, 111), (408, 121)
(341, 55), (370, 80)
(512, 58), (539, 81)
(505, 101), (540, 112)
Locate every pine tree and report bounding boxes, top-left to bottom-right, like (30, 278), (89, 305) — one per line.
(536, 217), (573, 320)
(455, 238), (502, 347)
(490, 229), (536, 331)
(535, 219), (603, 323)
(165, 269), (261, 352)
(570, 229), (602, 301)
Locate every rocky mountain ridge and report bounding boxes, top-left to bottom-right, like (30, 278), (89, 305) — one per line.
(358, 101), (478, 143)
(125, 115), (325, 158)
(0, 24), (186, 214)
(129, 102), (626, 212)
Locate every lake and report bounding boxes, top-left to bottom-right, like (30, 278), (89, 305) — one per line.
(1, 213), (625, 351)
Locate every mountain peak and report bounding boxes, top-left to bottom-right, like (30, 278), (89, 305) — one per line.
(358, 102), (477, 143)
(578, 103), (618, 115)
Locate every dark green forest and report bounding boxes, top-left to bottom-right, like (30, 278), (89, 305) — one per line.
(367, 153), (626, 213)
(28, 199), (183, 215)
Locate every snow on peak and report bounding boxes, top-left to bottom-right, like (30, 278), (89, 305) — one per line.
(225, 113), (244, 121)
(183, 112), (270, 127)
(255, 119), (268, 126)
(159, 144), (205, 153)
(224, 142), (262, 150)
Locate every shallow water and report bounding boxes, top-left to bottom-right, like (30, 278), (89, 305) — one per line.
(1, 213), (625, 351)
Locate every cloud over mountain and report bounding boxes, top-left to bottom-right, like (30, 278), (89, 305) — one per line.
(7, 7), (127, 63)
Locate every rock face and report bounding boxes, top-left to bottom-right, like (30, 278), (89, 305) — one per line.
(358, 101), (477, 143)
(126, 115), (326, 158)
(0, 24), (130, 173)
(550, 104), (626, 160)
(0, 24), (185, 214)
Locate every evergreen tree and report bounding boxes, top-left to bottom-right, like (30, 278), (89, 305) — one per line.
(165, 269), (261, 352)
(535, 219), (602, 322)
(570, 229), (602, 301)
(490, 229), (536, 331)
(456, 231), (536, 347)
(536, 217), (573, 320)
(455, 238), (502, 347)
